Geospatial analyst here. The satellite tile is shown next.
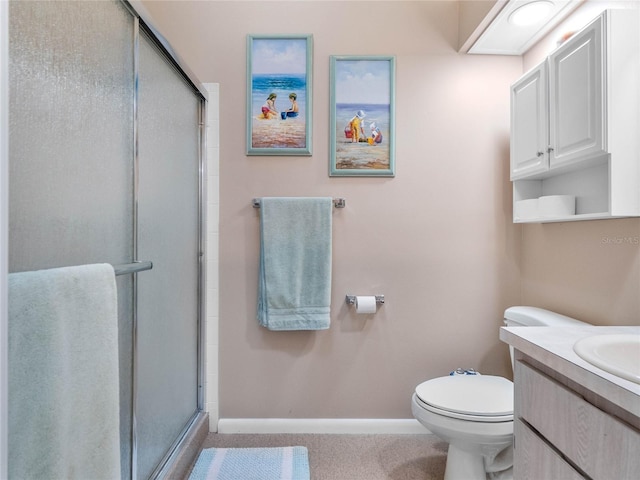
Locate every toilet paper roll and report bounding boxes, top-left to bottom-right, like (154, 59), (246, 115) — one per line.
(355, 296), (377, 314)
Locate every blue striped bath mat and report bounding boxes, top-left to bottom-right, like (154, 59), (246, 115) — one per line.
(189, 446), (310, 480)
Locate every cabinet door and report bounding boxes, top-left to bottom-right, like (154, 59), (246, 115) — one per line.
(549, 14), (605, 168)
(515, 419), (585, 480)
(510, 62), (548, 180)
(516, 360), (640, 479)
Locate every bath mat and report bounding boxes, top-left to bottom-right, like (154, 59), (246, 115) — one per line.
(189, 446), (310, 480)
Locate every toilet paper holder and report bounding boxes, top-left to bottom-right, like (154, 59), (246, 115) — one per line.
(345, 295), (385, 305)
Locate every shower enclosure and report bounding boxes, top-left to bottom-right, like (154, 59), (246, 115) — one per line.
(8, 1), (206, 478)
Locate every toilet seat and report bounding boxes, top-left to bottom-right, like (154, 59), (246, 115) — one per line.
(414, 395), (513, 422)
(415, 375), (513, 422)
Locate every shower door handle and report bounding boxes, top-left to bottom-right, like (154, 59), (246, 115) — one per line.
(113, 261), (153, 276)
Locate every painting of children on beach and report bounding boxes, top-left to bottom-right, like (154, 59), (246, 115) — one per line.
(330, 56), (395, 176)
(247, 35), (312, 155)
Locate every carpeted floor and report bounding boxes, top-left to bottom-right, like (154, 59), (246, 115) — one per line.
(194, 433), (448, 480)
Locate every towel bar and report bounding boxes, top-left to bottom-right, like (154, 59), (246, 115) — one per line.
(252, 198), (346, 209)
(113, 261), (153, 276)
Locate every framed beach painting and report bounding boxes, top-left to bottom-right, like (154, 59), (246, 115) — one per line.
(247, 34), (313, 156)
(330, 56), (396, 176)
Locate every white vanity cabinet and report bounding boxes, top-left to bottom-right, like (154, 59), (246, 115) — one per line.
(510, 9), (640, 222)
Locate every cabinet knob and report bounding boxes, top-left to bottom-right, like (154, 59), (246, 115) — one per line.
(537, 151), (544, 157)
(547, 146), (554, 153)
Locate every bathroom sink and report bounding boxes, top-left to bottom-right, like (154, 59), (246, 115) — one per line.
(573, 334), (640, 384)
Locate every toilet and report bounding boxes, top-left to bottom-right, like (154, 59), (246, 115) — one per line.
(411, 306), (588, 480)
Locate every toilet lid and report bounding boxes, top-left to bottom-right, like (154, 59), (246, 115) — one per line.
(415, 375), (513, 417)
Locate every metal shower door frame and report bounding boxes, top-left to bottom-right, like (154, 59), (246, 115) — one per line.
(125, 2), (208, 478)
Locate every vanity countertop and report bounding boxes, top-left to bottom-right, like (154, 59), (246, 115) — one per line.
(500, 325), (640, 419)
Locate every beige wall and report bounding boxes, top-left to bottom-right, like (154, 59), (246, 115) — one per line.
(520, 220), (640, 325)
(457, 0), (500, 50)
(140, 0), (637, 421)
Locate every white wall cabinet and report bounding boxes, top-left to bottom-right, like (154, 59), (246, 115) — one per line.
(511, 62), (548, 179)
(549, 14), (604, 169)
(510, 9), (639, 222)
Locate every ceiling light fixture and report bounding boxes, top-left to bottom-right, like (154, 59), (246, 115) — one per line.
(465, 0), (584, 55)
(509, 1), (554, 27)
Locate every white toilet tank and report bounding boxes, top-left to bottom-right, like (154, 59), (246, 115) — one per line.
(504, 306), (587, 327)
(503, 306), (589, 370)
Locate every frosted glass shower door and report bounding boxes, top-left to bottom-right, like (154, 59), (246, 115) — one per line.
(8, 2), (135, 478)
(135, 30), (202, 479)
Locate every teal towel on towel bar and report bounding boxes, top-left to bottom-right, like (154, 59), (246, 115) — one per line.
(258, 197), (333, 330)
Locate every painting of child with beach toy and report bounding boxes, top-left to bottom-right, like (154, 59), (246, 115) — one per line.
(330, 56), (395, 176)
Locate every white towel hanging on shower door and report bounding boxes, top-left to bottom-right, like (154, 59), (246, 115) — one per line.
(8, 263), (121, 480)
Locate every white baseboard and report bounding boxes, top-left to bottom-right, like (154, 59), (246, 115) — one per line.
(216, 418), (432, 435)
